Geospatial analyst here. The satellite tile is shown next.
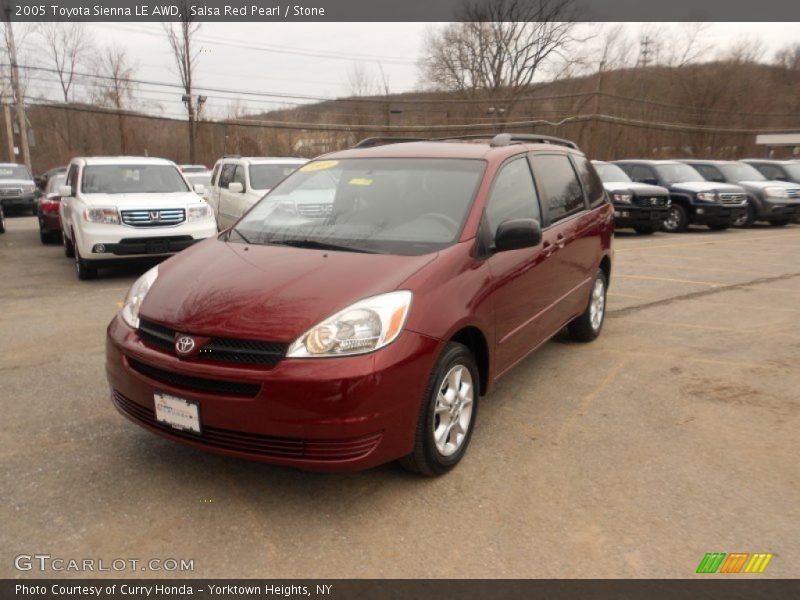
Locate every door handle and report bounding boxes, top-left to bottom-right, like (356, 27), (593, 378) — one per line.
(542, 240), (556, 257)
(555, 233), (567, 249)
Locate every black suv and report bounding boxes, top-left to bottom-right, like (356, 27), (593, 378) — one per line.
(592, 161), (670, 234)
(681, 160), (800, 227)
(614, 160), (747, 232)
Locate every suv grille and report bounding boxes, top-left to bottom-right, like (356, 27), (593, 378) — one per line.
(113, 390), (382, 461)
(0, 187), (23, 196)
(121, 208), (186, 227)
(296, 203), (333, 218)
(719, 193), (747, 204)
(785, 189), (800, 199)
(138, 319), (288, 366)
(633, 196), (668, 207)
(128, 358), (260, 397)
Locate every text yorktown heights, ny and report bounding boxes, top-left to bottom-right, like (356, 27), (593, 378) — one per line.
(15, 583), (335, 597)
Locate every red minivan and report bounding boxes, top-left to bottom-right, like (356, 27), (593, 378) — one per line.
(106, 134), (614, 475)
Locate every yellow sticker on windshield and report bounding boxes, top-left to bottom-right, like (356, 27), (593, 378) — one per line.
(300, 160), (338, 172)
(348, 177), (373, 186)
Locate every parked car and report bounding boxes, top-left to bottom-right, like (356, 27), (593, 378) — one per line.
(183, 169), (212, 192)
(180, 164), (208, 174)
(0, 163), (38, 215)
(206, 156), (308, 230)
(106, 133), (613, 475)
(35, 166), (67, 192)
(592, 160), (670, 234)
(680, 159), (800, 227)
(37, 173), (67, 244)
(59, 156), (217, 280)
(741, 159), (800, 184)
(614, 160), (747, 232)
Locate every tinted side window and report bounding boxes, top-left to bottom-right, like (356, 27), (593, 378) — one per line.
(758, 164), (782, 180)
(572, 156), (606, 209)
(694, 165), (723, 182)
(629, 165), (654, 183)
(530, 154), (585, 224)
(233, 165), (246, 188)
(484, 158), (540, 237)
(219, 164), (236, 188)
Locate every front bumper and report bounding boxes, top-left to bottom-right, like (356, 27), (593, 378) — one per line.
(613, 204), (669, 228)
(760, 201), (800, 220)
(106, 315), (442, 471)
(0, 193), (36, 209)
(690, 203), (747, 226)
(75, 219), (217, 262)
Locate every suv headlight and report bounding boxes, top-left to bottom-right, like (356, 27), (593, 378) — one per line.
(764, 187), (790, 199)
(187, 203), (213, 221)
(121, 266), (159, 329)
(612, 192), (633, 204)
(287, 291), (412, 358)
(23, 184), (36, 193)
(696, 192), (718, 202)
(84, 207), (120, 224)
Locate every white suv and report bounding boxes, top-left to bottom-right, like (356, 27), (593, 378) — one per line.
(59, 157), (217, 280)
(206, 156), (307, 230)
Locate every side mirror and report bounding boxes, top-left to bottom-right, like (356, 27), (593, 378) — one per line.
(46, 192), (60, 200)
(228, 182), (244, 193)
(59, 185), (72, 197)
(193, 183), (205, 194)
(494, 218), (542, 252)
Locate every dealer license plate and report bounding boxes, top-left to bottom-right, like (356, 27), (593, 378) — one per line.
(154, 393), (201, 434)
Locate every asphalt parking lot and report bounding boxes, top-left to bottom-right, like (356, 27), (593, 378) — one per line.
(1, 215), (799, 579)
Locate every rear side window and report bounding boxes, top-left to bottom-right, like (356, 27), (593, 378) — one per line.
(756, 164), (783, 180)
(219, 164), (236, 188)
(530, 154), (585, 224)
(484, 157), (541, 237)
(572, 156), (606, 209)
(629, 165), (654, 183)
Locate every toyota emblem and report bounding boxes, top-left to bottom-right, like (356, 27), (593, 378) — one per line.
(175, 335), (196, 356)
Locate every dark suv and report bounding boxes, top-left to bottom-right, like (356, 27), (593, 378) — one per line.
(681, 160), (800, 227)
(614, 160), (747, 232)
(592, 160), (670, 234)
(741, 159), (800, 184)
(106, 133), (613, 475)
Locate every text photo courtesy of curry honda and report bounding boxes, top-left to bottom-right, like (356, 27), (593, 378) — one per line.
(1, 1), (800, 597)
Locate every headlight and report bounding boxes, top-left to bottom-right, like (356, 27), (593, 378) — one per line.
(121, 266), (159, 329)
(187, 203), (212, 221)
(696, 192), (718, 202)
(287, 291), (413, 358)
(84, 207), (120, 224)
(764, 187), (790, 199)
(23, 184), (36, 193)
(612, 192), (633, 204)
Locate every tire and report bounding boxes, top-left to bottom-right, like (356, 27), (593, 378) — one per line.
(633, 226), (656, 235)
(734, 202), (756, 228)
(769, 219), (790, 227)
(708, 224), (729, 231)
(662, 204), (688, 233)
(0, 208), (5, 234)
(568, 270), (608, 343)
(74, 244), (97, 280)
(39, 228), (49, 244)
(63, 231), (75, 258)
(399, 342), (480, 477)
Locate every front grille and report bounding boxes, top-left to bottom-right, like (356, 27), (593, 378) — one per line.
(632, 196), (669, 207)
(113, 390), (383, 461)
(121, 208), (186, 227)
(784, 189), (800, 199)
(128, 358), (260, 397)
(297, 203), (333, 218)
(138, 318), (287, 366)
(719, 193), (747, 204)
(0, 188), (22, 196)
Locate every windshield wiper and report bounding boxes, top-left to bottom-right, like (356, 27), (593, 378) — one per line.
(267, 239), (376, 253)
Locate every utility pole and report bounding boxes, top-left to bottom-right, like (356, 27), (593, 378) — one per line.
(2, 97), (14, 161)
(3, 11), (31, 170)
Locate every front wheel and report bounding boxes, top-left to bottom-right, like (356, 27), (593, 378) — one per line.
(74, 244), (97, 280)
(399, 342), (480, 477)
(734, 202), (756, 228)
(63, 231), (75, 258)
(0, 208), (5, 234)
(568, 270), (608, 342)
(662, 204), (688, 233)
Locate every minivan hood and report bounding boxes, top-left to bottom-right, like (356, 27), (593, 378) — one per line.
(603, 181), (668, 195)
(670, 181), (744, 193)
(82, 192), (204, 207)
(0, 178), (34, 187)
(140, 238), (437, 341)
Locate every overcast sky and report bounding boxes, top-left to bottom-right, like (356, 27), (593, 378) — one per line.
(16, 22), (800, 119)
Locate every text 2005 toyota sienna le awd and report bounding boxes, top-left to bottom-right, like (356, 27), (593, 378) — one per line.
(106, 134), (614, 476)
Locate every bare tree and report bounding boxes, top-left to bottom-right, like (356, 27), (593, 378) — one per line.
(96, 44), (137, 154)
(775, 43), (800, 72)
(37, 23), (93, 103)
(164, 1), (201, 163)
(419, 0), (580, 118)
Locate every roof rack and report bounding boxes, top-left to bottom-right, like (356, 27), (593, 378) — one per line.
(486, 133), (578, 149)
(354, 137), (427, 148)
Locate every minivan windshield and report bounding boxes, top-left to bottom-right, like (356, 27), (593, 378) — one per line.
(230, 158), (486, 255)
(0, 165), (32, 180)
(594, 163), (631, 183)
(719, 163), (766, 182)
(249, 163), (306, 190)
(81, 165), (189, 194)
(655, 163), (704, 184)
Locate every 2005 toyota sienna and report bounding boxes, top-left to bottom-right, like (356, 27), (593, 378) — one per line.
(106, 134), (614, 476)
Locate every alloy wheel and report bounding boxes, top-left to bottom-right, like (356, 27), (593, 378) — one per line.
(432, 365), (474, 457)
(589, 277), (606, 332)
(663, 207), (681, 232)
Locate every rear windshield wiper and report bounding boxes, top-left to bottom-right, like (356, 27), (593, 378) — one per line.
(267, 239), (376, 254)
